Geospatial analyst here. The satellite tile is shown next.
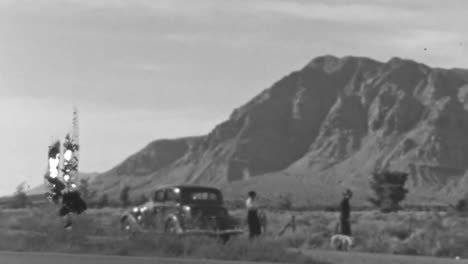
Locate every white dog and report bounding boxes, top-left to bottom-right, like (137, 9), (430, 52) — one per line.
(330, 234), (353, 251)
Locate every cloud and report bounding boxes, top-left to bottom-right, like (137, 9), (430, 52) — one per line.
(7, 0), (225, 21)
(392, 29), (463, 50)
(245, 0), (467, 35)
(247, 0), (418, 23)
(163, 32), (270, 50)
(387, 29), (468, 67)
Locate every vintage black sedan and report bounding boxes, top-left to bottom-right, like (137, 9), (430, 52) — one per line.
(120, 185), (242, 239)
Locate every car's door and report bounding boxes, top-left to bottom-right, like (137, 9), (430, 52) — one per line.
(160, 189), (180, 229)
(152, 189), (166, 231)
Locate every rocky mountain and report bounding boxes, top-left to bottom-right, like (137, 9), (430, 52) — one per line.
(92, 55), (468, 206)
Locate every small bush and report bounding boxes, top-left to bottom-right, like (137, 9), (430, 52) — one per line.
(383, 224), (412, 240)
(192, 237), (326, 263)
(354, 230), (393, 253)
(368, 171), (408, 213)
(78, 178), (96, 202)
(96, 194), (109, 208)
(277, 193), (294, 210)
(119, 186), (130, 207)
(9, 183), (29, 209)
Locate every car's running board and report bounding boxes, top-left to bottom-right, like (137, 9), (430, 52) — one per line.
(182, 229), (244, 236)
(122, 229), (244, 236)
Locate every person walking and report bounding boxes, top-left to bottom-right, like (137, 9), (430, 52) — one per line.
(246, 191), (262, 239)
(339, 189), (353, 236)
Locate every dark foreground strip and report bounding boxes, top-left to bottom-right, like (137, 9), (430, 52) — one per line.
(291, 248), (468, 264)
(0, 251), (277, 264)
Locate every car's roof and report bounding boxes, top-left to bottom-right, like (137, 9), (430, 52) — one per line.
(155, 184), (221, 192)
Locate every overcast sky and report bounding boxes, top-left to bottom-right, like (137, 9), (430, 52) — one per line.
(0, 0), (467, 195)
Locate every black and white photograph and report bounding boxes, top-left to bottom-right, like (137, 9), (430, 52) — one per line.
(1, 0), (468, 263)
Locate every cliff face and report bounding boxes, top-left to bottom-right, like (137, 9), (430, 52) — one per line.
(283, 57), (468, 203)
(93, 55), (468, 204)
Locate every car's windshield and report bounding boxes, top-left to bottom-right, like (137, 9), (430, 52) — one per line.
(181, 189), (222, 204)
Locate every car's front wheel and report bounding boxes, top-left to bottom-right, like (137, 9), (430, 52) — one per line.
(164, 219), (179, 234)
(120, 215), (132, 231)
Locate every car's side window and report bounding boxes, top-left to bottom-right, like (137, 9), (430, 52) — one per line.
(166, 189), (179, 203)
(154, 190), (165, 202)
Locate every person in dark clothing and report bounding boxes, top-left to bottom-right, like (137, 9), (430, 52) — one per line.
(246, 191), (261, 239)
(59, 190), (87, 229)
(45, 176), (66, 204)
(339, 189), (353, 236)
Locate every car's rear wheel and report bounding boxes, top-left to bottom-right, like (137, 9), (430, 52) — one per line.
(165, 219), (178, 234)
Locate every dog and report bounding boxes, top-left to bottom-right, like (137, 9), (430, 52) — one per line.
(330, 234), (353, 251)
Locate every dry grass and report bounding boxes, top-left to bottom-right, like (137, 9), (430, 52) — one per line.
(2, 205), (468, 261)
(256, 209), (468, 259)
(0, 206), (326, 264)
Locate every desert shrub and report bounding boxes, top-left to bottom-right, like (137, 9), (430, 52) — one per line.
(368, 171), (408, 213)
(78, 178), (96, 202)
(354, 228), (393, 253)
(382, 223), (412, 240)
(96, 194), (109, 208)
(455, 198), (467, 212)
(306, 232), (330, 249)
(454, 195), (468, 216)
(281, 234), (308, 248)
(9, 183), (29, 209)
(103, 234), (327, 263)
(385, 213), (468, 258)
(350, 219), (404, 254)
(395, 229), (448, 256)
(277, 193), (294, 210)
(119, 186), (130, 207)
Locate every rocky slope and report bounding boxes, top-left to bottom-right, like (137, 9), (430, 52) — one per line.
(92, 55), (468, 205)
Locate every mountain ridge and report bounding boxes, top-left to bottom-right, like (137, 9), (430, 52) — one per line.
(90, 55), (468, 206)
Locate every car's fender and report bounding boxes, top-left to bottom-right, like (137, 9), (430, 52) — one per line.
(120, 212), (142, 231)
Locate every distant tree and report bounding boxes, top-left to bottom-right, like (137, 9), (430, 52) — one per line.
(455, 198), (467, 212)
(78, 178), (96, 202)
(119, 185), (131, 207)
(10, 182), (29, 209)
(277, 193), (293, 210)
(368, 170), (408, 213)
(453, 192), (468, 214)
(135, 194), (148, 205)
(97, 194), (109, 208)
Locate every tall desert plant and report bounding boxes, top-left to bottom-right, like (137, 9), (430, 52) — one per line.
(119, 185), (131, 207)
(368, 170), (408, 213)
